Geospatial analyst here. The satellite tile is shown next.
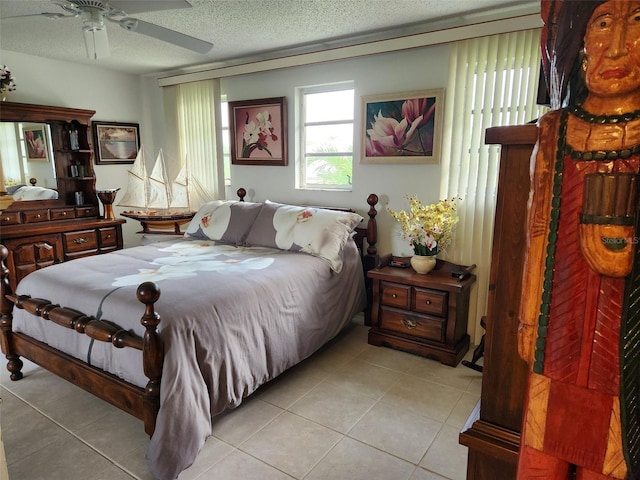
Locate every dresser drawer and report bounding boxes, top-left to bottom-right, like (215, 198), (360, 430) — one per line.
(51, 208), (76, 221)
(99, 227), (117, 247)
(75, 206), (97, 218)
(380, 307), (444, 343)
(0, 211), (21, 226)
(380, 282), (410, 309)
(63, 229), (98, 253)
(413, 288), (448, 317)
(23, 209), (50, 223)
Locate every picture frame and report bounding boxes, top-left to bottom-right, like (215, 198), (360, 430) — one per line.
(229, 97), (287, 166)
(361, 88), (445, 164)
(92, 121), (141, 164)
(22, 125), (50, 162)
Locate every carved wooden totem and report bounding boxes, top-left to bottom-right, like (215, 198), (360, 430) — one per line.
(516, 1), (640, 479)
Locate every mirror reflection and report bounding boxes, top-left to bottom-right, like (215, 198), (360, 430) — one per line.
(0, 122), (57, 200)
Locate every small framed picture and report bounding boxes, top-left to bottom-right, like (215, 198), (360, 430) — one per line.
(229, 97), (287, 166)
(22, 125), (51, 162)
(92, 121), (140, 164)
(361, 88), (445, 164)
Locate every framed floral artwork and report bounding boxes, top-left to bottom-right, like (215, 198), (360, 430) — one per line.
(92, 121), (140, 164)
(361, 88), (444, 164)
(229, 97), (287, 166)
(22, 125), (50, 162)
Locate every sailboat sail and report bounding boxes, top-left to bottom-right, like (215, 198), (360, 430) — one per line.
(169, 163), (189, 209)
(147, 150), (170, 210)
(117, 145), (147, 209)
(119, 146), (214, 215)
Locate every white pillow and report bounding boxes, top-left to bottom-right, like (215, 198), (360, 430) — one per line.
(244, 201), (363, 272)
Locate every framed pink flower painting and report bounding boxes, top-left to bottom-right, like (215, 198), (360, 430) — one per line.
(229, 96), (287, 166)
(361, 89), (444, 164)
(22, 125), (50, 162)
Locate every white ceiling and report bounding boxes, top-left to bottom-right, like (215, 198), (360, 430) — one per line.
(0, 0), (540, 77)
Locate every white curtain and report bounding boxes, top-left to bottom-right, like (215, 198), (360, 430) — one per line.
(163, 79), (224, 202)
(439, 29), (549, 343)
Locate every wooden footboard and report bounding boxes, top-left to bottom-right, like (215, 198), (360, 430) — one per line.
(0, 190), (380, 438)
(0, 244), (163, 436)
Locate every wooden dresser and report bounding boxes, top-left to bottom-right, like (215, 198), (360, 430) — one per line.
(368, 261), (476, 366)
(0, 101), (126, 292)
(459, 124), (537, 479)
(1, 202), (124, 291)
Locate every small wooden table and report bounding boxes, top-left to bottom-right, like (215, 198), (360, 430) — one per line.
(120, 212), (195, 235)
(367, 260), (476, 366)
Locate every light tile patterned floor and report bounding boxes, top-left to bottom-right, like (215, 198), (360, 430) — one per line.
(0, 314), (482, 480)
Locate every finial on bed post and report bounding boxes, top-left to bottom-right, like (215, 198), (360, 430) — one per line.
(366, 194), (378, 256)
(237, 188), (246, 202)
(137, 281), (163, 436)
(0, 245), (23, 381)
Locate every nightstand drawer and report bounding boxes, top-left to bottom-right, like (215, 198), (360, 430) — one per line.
(63, 229), (98, 252)
(380, 282), (410, 309)
(380, 307), (444, 343)
(413, 288), (448, 317)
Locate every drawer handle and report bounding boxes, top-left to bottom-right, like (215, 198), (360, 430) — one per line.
(4, 217), (10, 221)
(425, 300), (431, 305)
(391, 293), (397, 298)
(73, 237), (88, 245)
(105, 234), (112, 239)
(36, 214), (41, 218)
(62, 212), (67, 216)
(402, 318), (418, 329)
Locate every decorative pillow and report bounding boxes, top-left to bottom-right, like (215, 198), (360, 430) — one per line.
(184, 200), (263, 245)
(244, 201), (363, 272)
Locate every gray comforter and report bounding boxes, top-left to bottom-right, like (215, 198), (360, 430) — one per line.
(12, 238), (366, 479)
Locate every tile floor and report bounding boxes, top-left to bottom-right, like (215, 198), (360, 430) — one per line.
(0, 314), (482, 480)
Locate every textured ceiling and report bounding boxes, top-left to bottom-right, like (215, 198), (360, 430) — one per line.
(0, 0), (539, 76)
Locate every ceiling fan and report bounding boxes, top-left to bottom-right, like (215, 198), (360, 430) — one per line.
(2, 0), (213, 60)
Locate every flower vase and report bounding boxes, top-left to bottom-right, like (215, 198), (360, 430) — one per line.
(410, 255), (436, 274)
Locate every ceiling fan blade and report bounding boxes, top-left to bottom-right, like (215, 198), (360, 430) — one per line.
(83, 26), (110, 60)
(0, 13), (71, 22)
(108, 0), (192, 15)
(119, 18), (213, 54)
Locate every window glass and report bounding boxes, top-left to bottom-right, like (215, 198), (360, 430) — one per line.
(298, 84), (354, 190)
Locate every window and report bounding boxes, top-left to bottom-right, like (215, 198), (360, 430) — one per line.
(297, 83), (354, 190)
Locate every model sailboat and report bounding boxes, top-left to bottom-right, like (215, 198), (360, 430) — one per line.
(119, 147), (214, 233)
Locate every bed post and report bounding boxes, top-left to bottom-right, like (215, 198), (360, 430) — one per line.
(363, 194), (379, 326)
(137, 281), (163, 436)
(0, 245), (23, 381)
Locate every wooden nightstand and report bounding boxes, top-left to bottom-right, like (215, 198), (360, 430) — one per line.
(367, 260), (476, 366)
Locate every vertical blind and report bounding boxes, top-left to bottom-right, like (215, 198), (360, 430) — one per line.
(172, 79), (224, 202)
(439, 29), (549, 343)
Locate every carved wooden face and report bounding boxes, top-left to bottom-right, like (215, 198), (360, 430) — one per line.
(583, 0), (640, 100)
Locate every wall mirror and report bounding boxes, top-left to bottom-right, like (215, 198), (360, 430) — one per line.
(1, 121), (57, 192)
(0, 102), (95, 211)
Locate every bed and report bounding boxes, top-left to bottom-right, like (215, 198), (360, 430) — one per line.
(0, 190), (379, 480)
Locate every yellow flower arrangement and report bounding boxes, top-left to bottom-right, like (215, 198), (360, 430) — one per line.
(387, 195), (459, 256)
